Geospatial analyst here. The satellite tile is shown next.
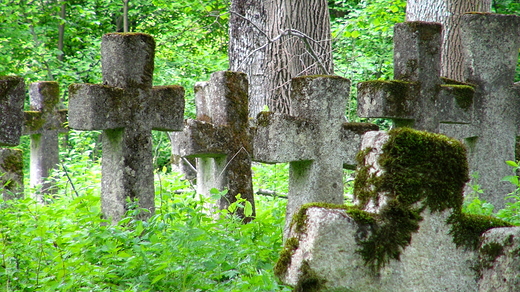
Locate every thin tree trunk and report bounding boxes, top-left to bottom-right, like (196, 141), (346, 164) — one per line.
(406, 0), (491, 81)
(229, 0), (333, 117)
(123, 0), (129, 32)
(58, 0), (65, 62)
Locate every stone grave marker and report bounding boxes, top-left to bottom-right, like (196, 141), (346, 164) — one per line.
(0, 76), (25, 146)
(357, 21), (474, 133)
(69, 33), (185, 223)
(0, 76), (25, 199)
(23, 81), (68, 199)
(171, 71), (255, 221)
(254, 75), (378, 233)
(439, 13), (520, 209)
(276, 128), (519, 291)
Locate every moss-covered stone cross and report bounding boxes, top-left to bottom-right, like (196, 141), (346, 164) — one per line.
(357, 21), (475, 133)
(69, 33), (185, 223)
(253, 75), (378, 235)
(439, 13), (520, 209)
(171, 71), (255, 222)
(0, 76), (25, 199)
(23, 82), (68, 200)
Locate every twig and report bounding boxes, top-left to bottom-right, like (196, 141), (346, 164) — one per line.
(60, 161), (79, 197)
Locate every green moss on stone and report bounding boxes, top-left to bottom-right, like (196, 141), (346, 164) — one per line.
(379, 127), (468, 211)
(448, 212), (512, 250)
(353, 147), (380, 208)
(24, 111), (45, 132)
(274, 237), (300, 280)
(256, 111), (272, 128)
(441, 84), (474, 109)
(294, 261), (326, 292)
(353, 128), (471, 271)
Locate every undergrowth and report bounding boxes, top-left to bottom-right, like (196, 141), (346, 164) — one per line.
(0, 170), (291, 291)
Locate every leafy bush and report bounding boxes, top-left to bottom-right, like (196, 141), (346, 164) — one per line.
(463, 162), (520, 226)
(0, 169), (290, 291)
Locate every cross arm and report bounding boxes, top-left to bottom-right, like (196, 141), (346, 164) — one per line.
(150, 85), (185, 131)
(252, 112), (317, 164)
(23, 110), (68, 135)
(340, 122), (379, 169)
(68, 84), (127, 130)
(437, 83), (474, 124)
(357, 80), (420, 120)
(171, 119), (233, 158)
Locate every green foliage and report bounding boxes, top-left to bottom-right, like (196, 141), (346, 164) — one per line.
(463, 162), (520, 226)
(330, 0), (405, 124)
(0, 169), (291, 291)
(252, 162), (289, 196)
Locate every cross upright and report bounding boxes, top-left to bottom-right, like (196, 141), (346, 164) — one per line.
(0, 76), (25, 199)
(254, 75), (378, 234)
(24, 81), (68, 199)
(440, 13), (520, 209)
(69, 33), (185, 223)
(171, 71), (255, 221)
(1, 76), (25, 146)
(357, 21), (475, 133)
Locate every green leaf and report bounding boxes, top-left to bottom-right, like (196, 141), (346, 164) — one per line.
(244, 201), (253, 218)
(502, 175), (519, 186)
(506, 160), (518, 167)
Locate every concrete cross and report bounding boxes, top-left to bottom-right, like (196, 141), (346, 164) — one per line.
(440, 13), (520, 209)
(0, 76), (25, 199)
(253, 75), (378, 233)
(23, 81), (67, 199)
(171, 71), (255, 221)
(69, 33), (185, 223)
(357, 21), (475, 133)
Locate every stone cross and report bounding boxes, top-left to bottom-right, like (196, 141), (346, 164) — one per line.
(23, 81), (67, 199)
(253, 75), (378, 233)
(0, 76), (25, 199)
(357, 21), (475, 133)
(69, 33), (185, 223)
(276, 128), (520, 291)
(171, 71), (255, 221)
(439, 13), (520, 209)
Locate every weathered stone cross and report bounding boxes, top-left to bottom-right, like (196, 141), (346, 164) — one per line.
(357, 21), (475, 133)
(23, 81), (68, 199)
(439, 13), (520, 209)
(254, 75), (378, 233)
(171, 71), (255, 221)
(69, 33), (185, 223)
(0, 76), (25, 199)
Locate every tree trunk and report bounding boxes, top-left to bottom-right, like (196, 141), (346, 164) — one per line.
(229, 0), (333, 117)
(58, 0), (65, 62)
(406, 0), (491, 81)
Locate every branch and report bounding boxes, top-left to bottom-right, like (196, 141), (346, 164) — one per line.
(230, 10), (331, 75)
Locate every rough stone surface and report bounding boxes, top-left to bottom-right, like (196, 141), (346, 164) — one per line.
(278, 130), (479, 291)
(69, 33), (185, 223)
(282, 207), (478, 292)
(171, 71), (255, 220)
(0, 76), (25, 146)
(357, 21), (474, 133)
(479, 227), (520, 291)
(440, 13), (520, 209)
(253, 75), (378, 234)
(23, 81), (68, 199)
(0, 148), (23, 200)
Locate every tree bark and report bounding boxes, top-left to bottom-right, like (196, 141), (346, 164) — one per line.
(229, 0), (333, 117)
(406, 0), (491, 81)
